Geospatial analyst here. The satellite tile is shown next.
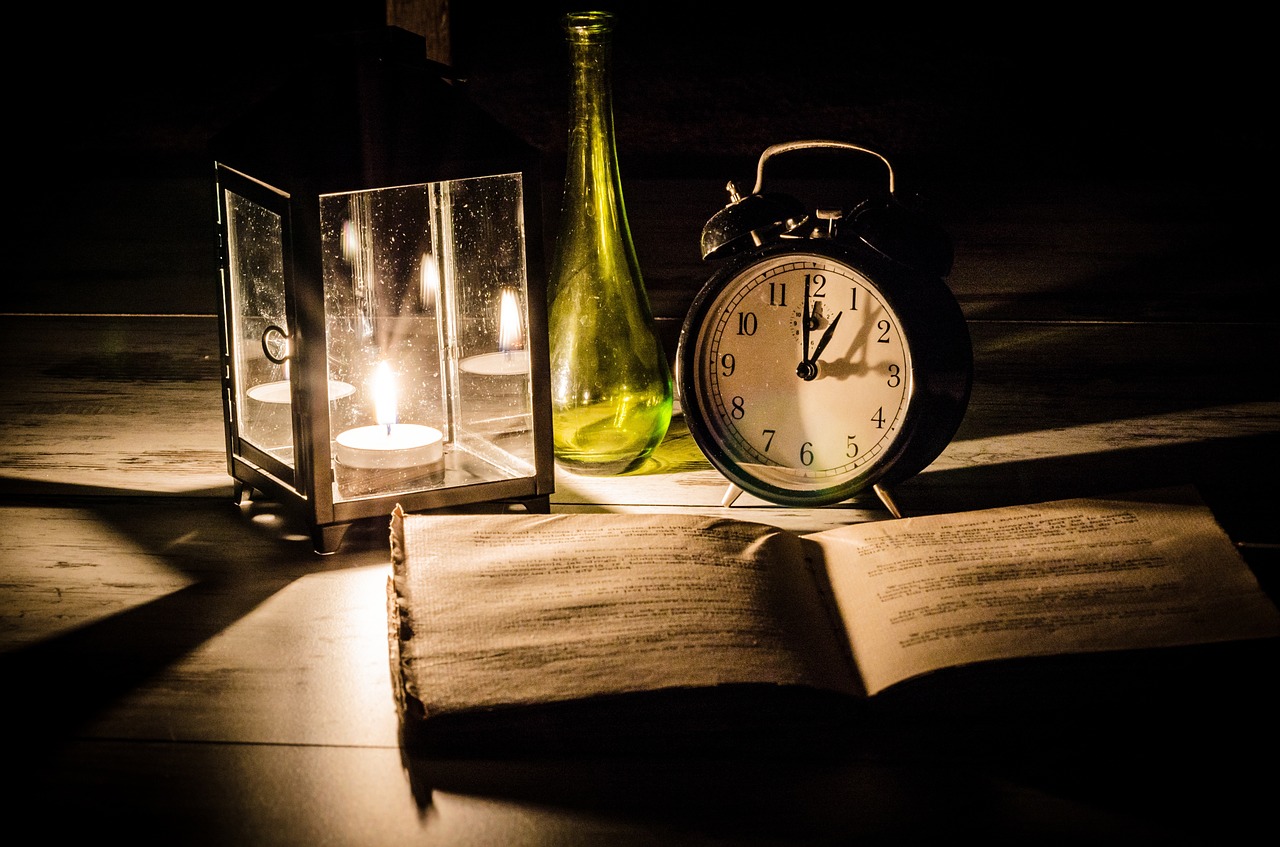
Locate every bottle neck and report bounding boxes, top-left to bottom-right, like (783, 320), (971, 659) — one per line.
(563, 10), (619, 165)
(565, 34), (615, 153)
(551, 11), (640, 296)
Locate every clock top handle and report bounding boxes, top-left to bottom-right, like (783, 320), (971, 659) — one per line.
(751, 139), (897, 197)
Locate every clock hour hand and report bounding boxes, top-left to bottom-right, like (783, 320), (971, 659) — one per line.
(796, 311), (841, 381)
(809, 311), (841, 363)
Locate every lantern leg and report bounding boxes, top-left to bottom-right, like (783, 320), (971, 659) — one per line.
(520, 494), (551, 514)
(312, 522), (351, 555)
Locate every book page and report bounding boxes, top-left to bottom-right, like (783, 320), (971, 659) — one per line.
(391, 511), (860, 717)
(813, 489), (1280, 696)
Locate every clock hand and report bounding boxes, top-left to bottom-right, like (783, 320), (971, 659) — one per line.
(807, 311), (842, 365)
(795, 311), (842, 381)
(802, 274), (813, 364)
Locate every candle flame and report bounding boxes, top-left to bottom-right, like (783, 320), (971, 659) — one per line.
(341, 220), (360, 264)
(419, 252), (439, 309)
(374, 360), (397, 427)
(499, 289), (524, 353)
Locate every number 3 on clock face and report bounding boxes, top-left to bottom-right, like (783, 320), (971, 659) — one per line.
(682, 251), (914, 506)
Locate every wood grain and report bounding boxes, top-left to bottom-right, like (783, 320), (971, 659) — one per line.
(5, 315), (1274, 533)
(2, 178), (1276, 845)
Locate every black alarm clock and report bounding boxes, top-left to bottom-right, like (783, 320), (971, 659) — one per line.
(676, 140), (972, 515)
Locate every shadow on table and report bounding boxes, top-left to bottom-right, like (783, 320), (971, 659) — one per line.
(393, 635), (1278, 845)
(0, 484), (391, 764)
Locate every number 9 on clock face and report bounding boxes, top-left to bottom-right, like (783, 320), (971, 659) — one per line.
(680, 249), (916, 506)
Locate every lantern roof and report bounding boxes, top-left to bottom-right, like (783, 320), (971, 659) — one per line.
(211, 27), (537, 194)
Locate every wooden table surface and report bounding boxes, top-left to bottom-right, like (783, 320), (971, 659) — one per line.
(3, 171), (1278, 845)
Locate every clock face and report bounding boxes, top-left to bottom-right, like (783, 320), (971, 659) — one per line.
(683, 250), (914, 505)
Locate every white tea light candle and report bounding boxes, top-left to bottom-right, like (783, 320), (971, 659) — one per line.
(335, 422), (444, 469)
(459, 351), (531, 375)
(459, 289), (529, 376)
(334, 360), (446, 497)
(247, 380), (356, 404)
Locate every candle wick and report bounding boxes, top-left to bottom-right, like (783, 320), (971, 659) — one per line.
(385, 423), (392, 436)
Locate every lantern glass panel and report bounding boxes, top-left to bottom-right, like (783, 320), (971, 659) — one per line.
(224, 189), (299, 471)
(320, 173), (537, 502)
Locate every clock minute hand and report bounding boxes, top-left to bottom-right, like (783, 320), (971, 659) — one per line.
(802, 275), (813, 364)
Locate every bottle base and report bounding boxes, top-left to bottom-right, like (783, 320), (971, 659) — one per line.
(553, 453), (652, 476)
(551, 399), (672, 476)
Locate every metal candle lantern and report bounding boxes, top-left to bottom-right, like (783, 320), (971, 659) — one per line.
(212, 28), (553, 553)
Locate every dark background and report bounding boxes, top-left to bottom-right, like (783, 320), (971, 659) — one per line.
(18, 2), (1269, 177)
(10, 2), (1270, 315)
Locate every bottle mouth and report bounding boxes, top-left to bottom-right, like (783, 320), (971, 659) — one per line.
(564, 10), (615, 36)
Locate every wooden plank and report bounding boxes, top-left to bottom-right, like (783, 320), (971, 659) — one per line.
(8, 174), (1269, 328)
(2, 312), (1276, 846)
(3, 316), (1276, 521)
(0, 315), (229, 496)
(17, 741), (430, 844)
(17, 736), (1196, 846)
(1, 498), (397, 748)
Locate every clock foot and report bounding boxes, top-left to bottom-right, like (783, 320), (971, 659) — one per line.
(720, 483), (744, 507)
(873, 484), (904, 518)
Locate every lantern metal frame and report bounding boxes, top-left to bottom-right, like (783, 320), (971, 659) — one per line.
(211, 27), (554, 553)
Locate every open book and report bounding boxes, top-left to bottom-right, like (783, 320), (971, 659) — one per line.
(387, 488), (1280, 752)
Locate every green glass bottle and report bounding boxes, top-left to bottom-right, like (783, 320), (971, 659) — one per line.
(547, 10), (673, 475)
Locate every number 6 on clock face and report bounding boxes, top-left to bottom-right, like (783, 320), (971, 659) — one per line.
(687, 251), (912, 505)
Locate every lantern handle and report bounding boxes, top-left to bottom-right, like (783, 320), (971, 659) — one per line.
(261, 324), (291, 365)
